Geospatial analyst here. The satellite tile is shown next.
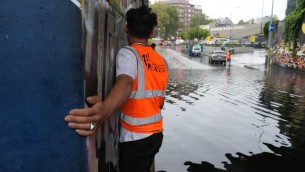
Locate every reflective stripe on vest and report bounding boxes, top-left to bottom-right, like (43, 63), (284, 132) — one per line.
(122, 46), (165, 126)
(121, 112), (162, 125)
(129, 90), (166, 98)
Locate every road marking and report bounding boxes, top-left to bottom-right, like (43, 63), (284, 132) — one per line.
(70, 0), (81, 9)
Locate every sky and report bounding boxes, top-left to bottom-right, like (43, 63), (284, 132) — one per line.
(150, 0), (288, 24)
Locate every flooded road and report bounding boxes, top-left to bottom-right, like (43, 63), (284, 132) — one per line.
(155, 46), (305, 172)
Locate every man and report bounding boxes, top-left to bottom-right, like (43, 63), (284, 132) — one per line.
(226, 50), (231, 66)
(64, 5), (168, 172)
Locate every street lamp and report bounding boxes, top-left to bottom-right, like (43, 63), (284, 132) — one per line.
(261, 0), (264, 33)
(230, 7), (239, 48)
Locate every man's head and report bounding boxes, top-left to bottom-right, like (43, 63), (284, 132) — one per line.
(125, 5), (157, 39)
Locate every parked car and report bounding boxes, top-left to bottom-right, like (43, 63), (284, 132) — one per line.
(243, 42), (253, 47)
(189, 44), (201, 57)
(216, 38), (230, 45)
(206, 40), (216, 45)
(175, 39), (185, 45)
(164, 40), (173, 46)
(209, 50), (226, 64)
(221, 40), (230, 46)
(253, 41), (265, 48)
(256, 41), (266, 48)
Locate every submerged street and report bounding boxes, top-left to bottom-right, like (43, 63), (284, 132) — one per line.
(155, 46), (305, 172)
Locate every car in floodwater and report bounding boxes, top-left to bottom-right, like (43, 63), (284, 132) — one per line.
(189, 44), (201, 57)
(209, 50), (226, 64)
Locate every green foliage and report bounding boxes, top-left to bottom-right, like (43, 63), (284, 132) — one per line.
(286, 0), (298, 16)
(187, 27), (210, 40)
(179, 31), (188, 39)
(237, 20), (247, 25)
(189, 14), (212, 28)
(151, 3), (180, 39)
(200, 29), (210, 40)
(263, 20), (279, 38)
(247, 18), (255, 24)
(284, 0), (305, 56)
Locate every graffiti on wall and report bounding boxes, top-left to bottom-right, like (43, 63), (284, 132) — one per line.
(270, 14), (305, 71)
(271, 40), (305, 70)
(82, 0), (146, 171)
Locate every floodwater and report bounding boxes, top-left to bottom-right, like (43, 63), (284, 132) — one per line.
(155, 46), (305, 172)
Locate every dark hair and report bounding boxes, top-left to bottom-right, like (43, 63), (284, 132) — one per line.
(126, 5), (158, 39)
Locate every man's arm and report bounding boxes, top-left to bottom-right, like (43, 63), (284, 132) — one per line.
(64, 74), (133, 136)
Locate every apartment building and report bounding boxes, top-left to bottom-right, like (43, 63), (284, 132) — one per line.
(156, 0), (202, 32)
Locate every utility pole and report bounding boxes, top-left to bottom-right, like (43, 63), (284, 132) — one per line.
(267, 0), (274, 69)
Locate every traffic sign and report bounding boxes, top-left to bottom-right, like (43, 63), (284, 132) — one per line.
(269, 24), (275, 32)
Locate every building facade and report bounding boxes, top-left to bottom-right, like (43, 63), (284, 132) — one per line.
(156, 0), (202, 32)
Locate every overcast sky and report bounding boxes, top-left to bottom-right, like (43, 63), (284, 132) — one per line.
(150, 0), (288, 23)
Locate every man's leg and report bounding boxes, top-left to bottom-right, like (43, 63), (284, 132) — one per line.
(119, 132), (163, 172)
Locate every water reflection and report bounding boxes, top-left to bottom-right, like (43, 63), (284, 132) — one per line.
(183, 143), (305, 172)
(156, 56), (305, 171)
(262, 68), (305, 151)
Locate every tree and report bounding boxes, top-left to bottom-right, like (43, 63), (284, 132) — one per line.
(179, 31), (188, 40)
(263, 17), (280, 38)
(201, 29), (210, 40)
(189, 13), (213, 28)
(151, 3), (180, 39)
(247, 18), (255, 24)
(187, 27), (210, 40)
(164, 5), (180, 39)
(237, 20), (247, 25)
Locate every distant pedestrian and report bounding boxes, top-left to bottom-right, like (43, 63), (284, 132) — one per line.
(226, 51), (231, 66)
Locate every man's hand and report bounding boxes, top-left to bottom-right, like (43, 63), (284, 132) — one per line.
(65, 74), (133, 136)
(64, 96), (109, 136)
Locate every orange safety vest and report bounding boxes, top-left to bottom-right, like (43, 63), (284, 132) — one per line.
(120, 44), (168, 133)
(226, 52), (231, 59)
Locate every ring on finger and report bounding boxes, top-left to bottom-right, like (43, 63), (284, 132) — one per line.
(90, 123), (96, 130)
